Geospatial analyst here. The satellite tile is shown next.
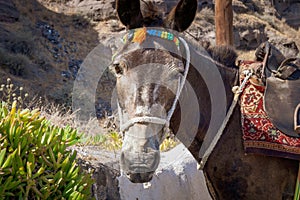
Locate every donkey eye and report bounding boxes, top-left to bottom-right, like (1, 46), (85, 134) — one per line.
(110, 61), (127, 77)
(114, 64), (123, 75)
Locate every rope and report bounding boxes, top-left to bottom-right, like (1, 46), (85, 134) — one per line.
(120, 117), (167, 132)
(198, 69), (253, 170)
(166, 37), (190, 123)
(118, 36), (191, 133)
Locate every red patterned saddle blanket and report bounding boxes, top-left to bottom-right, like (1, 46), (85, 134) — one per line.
(239, 60), (300, 160)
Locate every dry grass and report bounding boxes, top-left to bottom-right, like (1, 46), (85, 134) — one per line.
(196, 7), (215, 25)
(234, 11), (300, 59)
(39, 104), (179, 152)
(0, 48), (31, 76)
(38, 102), (103, 135)
(236, 49), (256, 61)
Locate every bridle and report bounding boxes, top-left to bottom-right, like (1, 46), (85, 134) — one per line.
(114, 27), (243, 170)
(114, 28), (191, 134)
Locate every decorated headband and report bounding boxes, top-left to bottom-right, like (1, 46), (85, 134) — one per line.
(112, 27), (181, 61)
(123, 27), (180, 47)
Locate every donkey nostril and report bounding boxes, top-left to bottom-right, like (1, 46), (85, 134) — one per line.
(149, 173), (153, 179)
(126, 172), (154, 183)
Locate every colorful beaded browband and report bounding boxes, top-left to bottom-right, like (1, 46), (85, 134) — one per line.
(123, 27), (180, 47)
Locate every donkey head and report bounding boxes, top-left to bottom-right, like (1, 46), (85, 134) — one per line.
(112, 0), (197, 183)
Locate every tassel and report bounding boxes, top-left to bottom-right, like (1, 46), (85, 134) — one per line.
(132, 27), (147, 44)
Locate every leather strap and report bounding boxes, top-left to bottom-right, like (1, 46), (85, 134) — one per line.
(276, 57), (300, 79)
(295, 104), (300, 134)
(261, 42), (271, 83)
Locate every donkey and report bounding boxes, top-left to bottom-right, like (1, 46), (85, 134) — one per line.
(111, 0), (298, 199)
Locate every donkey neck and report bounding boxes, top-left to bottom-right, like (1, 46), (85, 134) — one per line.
(169, 45), (238, 162)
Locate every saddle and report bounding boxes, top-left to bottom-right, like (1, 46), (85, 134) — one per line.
(255, 42), (300, 137)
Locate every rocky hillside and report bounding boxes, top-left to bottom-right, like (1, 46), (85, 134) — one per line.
(0, 0), (299, 111)
(0, 0), (99, 107)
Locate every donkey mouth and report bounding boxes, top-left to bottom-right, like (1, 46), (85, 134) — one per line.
(126, 171), (154, 183)
(120, 151), (160, 183)
(120, 151), (160, 171)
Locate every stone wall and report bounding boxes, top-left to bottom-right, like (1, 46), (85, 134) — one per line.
(75, 144), (212, 200)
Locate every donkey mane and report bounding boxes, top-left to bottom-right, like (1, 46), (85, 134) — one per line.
(206, 45), (238, 69)
(188, 38), (238, 69)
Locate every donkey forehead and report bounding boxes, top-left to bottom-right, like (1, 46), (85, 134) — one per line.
(120, 49), (183, 67)
(113, 30), (185, 69)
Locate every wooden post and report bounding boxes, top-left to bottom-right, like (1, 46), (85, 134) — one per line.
(215, 0), (233, 46)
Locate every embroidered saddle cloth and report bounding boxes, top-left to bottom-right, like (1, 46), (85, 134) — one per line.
(239, 60), (300, 160)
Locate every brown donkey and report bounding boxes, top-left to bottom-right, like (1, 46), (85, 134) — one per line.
(111, 0), (298, 199)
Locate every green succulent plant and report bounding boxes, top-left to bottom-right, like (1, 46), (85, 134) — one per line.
(0, 101), (94, 199)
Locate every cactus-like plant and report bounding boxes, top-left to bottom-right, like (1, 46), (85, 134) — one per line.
(0, 101), (94, 199)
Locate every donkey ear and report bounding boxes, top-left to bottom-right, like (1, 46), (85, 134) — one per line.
(116, 0), (144, 29)
(164, 0), (197, 32)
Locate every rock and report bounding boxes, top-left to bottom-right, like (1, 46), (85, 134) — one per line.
(37, 21), (62, 49)
(119, 144), (212, 200)
(269, 1), (300, 28)
(73, 0), (117, 22)
(234, 15), (268, 50)
(237, 28), (267, 49)
(68, 59), (83, 79)
(268, 36), (300, 58)
(0, 0), (19, 22)
(61, 71), (71, 79)
(92, 164), (121, 200)
(164, 0), (213, 11)
(233, 0), (249, 14)
(281, 3), (300, 28)
(73, 146), (121, 200)
(272, 0), (291, 13)
(74, 144), (212, 200)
